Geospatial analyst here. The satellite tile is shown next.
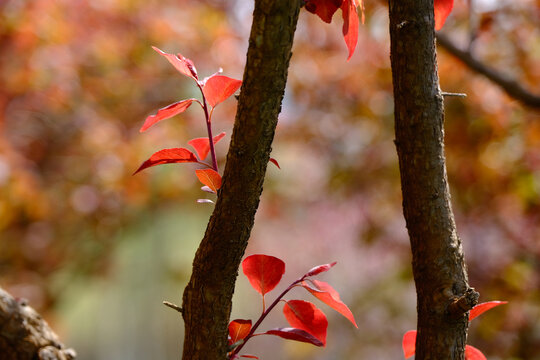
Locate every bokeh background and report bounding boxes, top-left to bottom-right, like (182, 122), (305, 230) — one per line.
(1, 0), (539, 359)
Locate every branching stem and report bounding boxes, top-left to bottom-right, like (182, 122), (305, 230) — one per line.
(198, 84), (219, 172)
(228, 277), (307, 358)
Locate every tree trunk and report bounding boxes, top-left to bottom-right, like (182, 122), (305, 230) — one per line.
(181, 1), (301, 359)
(388, 1), (479, 359)
(0, 287), (76, 360)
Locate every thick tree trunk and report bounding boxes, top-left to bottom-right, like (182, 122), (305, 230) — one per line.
(0, 287), (76, 360)
(181, 1), (301, 359)
(388, 1), (479, 359)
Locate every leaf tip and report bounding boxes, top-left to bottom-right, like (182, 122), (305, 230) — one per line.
(469, 300), (508, 321)
(269, 158), (281, 169)
(132, 161), (149, 175)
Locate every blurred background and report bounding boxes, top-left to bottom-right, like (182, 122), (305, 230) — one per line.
(1, 0), (539, 359)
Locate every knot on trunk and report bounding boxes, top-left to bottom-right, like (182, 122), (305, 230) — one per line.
(448, 287), (480, 318)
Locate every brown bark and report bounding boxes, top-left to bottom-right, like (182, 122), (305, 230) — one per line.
(0, 287), (76, 360)
(388, 1), (479, 359)
(181, 1), (301, 359)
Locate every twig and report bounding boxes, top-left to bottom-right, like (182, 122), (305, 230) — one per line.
(197, 83), (219, 172)
(163, 301), (183, 314)
(228, 277), (305, 359)
(441, 92), (467, 98)
(436, 32), (540, 108)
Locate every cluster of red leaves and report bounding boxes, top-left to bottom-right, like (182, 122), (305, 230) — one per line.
(304, 0), (453, 60)
(402, 301), (508, 359)
(228, 254), (357, 359)
(134, 47), (242, 195)
(137, 1), (455, 187)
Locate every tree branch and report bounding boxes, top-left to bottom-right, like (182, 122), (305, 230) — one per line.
(436, 32), (540, 108)
(0, 287), (76, 360)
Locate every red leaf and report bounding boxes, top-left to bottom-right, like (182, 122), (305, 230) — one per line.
(263, 328), (323, 347)
(140, 99), (196, 132)
(202, 75), (242, 108)
(302, 280), (357, 328)
(228, 319), (252, 345)
(401, 331), (488, 359)
(469, 301), (507, 321)
(434, 0), (454, 30)
(304, 262), (336, 277)
(188, 132), (226, 160)
(402, 330), (417, 358)
(242, 254), (285, 296)
(304, 0), (343, 23)
(341, 0), (359, 61)
(152, 46), (198, 80)
(133, 148), (198, 174)
(240, 355), (259, 359)
(465, 345), (487, 360)
(269, 157), (281, 169)
(195, 169), (222, 193)
(283, 300), (328, 346)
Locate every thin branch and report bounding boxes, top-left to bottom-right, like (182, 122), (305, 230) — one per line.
(441, 92), (467, 97)
(436, 32), (540, 108)
(229, 277), (306, 358)
(163, 301), (183, 314)
(197, 84), (219, 172)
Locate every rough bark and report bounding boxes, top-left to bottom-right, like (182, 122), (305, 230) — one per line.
(181, 1), (301, 359)
(0, 287), (76, 360)
(388, 1), (479, 359)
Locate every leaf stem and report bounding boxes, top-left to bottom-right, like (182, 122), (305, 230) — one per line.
(228, 275), (308, 358)
(198, 84), (219, 172)
(196, 161), (214, 169)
